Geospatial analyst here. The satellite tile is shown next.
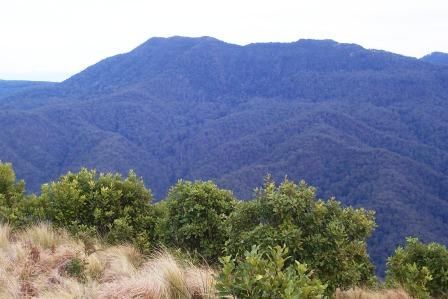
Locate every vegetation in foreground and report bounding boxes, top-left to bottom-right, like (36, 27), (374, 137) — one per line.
(0, 223), (215, 298)
(1, 162), (447, 298)
(0, 223), (410, 299)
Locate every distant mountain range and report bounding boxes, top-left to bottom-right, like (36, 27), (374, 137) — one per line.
(0, 80), (55, 98)
(1, 37), (448, 274)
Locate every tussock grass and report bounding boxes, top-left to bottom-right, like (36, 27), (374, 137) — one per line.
(0, 223), (216, 298)
(96, 250), (216, 299)
(335, 288), (411, 299)
(98, 245), (141, 283)
(0, 222), (11, 248)
(19, 223), (73, 249)
(1, 223), (412, 299)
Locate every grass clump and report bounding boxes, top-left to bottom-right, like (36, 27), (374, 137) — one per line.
(0, 223), (216, 298)
(335, 288), (411, 299)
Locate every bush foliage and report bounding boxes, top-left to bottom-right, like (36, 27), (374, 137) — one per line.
(2, 161), (448, 297)
(386, 237), (448, 298)
(159, 180), (236, 262)
(0, 162), (45, 226)
(40, 168), (156, 252)
(217, 245), (326, 298)
(226, 177), (376, 293)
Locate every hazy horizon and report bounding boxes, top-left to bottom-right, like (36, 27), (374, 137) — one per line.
(1, 0), (448, 81)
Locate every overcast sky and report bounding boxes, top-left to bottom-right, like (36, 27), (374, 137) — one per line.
(1, 0), (447, 81)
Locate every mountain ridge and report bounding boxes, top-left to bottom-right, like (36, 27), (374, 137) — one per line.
(421, 51), (448, 66)
(1, 36), (448, 275)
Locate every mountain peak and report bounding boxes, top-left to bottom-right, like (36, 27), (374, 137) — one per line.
(421, 52), (448, 66)
(60, 35), (430, 95)
(137, 35), (229, 49)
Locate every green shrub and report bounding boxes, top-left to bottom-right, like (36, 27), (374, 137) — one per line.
(217, 245), (326, 298)
(63, 257), (87, 282)
(0, 162), (46, 226)
(386, 237), (448, 298)
(160, 180), (236, 262)
(225, 176), (376, 294)
(0, 162), (24, 198)
(0, 162), (25, 222)
(39, 168), (155, 252)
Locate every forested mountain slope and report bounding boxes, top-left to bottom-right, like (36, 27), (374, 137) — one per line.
(1, 36), (448, 273)
(421, 52), (448, 66)
(0, 80), (54, 99)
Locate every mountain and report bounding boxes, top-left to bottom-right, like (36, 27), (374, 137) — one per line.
(421, 52), (448, 66)
(0, 80), (54, 99)
(1, 36), (448, 274)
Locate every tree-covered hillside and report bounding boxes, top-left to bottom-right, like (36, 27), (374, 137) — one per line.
(421, 52), (448, 66)
(0, 80), (54, 99)
(1, 37), (448, 274)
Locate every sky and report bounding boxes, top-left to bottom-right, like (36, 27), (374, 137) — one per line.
(1, 0), (447, 82)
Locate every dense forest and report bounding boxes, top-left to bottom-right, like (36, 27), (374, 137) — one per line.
(1, 37), (448, 275)
(1, 162), (448, 298)
(421, 52), (448, 66)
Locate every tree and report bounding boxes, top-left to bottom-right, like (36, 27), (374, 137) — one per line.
(225, 176), (376, 294)
(160, 180), (236, 262)
(39, 168), (155, 251)
(386, 237), (448, 298)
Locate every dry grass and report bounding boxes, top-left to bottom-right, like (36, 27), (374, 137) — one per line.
(1, 223), (413, 299)
(96, 250), (216, 299)
(335, 288), (411, 299)
(0, 223), (216, 299)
